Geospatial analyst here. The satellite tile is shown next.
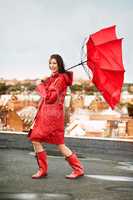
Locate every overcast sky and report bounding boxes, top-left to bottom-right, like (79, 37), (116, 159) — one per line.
(0, 0), (133, 82)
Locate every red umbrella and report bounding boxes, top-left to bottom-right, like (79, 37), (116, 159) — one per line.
(85, 25), (125, 109)
(66, 25), (125, 109)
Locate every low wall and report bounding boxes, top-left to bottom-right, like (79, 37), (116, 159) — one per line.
(0, 131), (133, 157)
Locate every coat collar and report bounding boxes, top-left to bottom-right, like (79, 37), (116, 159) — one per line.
(51, 71), (60, 78)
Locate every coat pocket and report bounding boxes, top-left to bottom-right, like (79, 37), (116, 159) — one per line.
(45, 104), (63, 119)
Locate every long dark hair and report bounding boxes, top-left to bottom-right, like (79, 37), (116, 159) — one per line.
(49, 54), (66, 73)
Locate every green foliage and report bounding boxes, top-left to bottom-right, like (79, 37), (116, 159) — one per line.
(70, 82), (98, 94)
(122, 83), (133, 93)
(0, 82), (36, 94)
(0, 83), (9, 94)
(127, 84), (133, 94)
(87, 85), (98, 93)
(7, 83), (22, 93)
(21, 83), (36, 91)
(71, 84), (83, 91)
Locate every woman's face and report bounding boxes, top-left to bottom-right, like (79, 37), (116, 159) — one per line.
(49, 58), (59, 74)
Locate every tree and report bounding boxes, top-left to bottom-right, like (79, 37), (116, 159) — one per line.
(70, 84), (83, 92)
(0, 83), (9, 94)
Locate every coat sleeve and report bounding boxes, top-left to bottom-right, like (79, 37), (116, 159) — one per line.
(35, 78), (51, 97)
(45, 76), (66, 104)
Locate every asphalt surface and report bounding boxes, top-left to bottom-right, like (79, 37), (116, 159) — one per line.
(0, 149), (133, 200)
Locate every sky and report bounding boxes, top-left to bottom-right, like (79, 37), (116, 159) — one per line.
(0, 0), (133, 82)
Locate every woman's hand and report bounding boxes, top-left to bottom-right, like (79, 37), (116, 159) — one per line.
(41, 76), (49, 82)
(36, 77), (49, 85)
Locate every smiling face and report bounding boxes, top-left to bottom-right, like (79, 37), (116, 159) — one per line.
(49, 58), (59, 74)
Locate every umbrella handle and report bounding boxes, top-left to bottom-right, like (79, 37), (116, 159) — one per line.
(66, 60), (87, 71)
(66, 59), (92, 80)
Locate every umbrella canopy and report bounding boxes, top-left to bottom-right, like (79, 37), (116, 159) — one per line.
(86, 25), (125, 109)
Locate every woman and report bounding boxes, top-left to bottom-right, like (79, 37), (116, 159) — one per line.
(27, 54), (84, 179)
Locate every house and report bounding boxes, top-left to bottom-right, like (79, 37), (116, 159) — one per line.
(6, 110), (24, 132)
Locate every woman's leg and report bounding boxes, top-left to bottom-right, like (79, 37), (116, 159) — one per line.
(57, 144), (84, 179)
(31, 141), (48, 179)
(32, 141), (44, 153)
(57, 144), (72, 157)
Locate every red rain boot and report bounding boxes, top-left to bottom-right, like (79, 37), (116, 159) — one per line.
(32, 151), (48, 179)
(65, 152), (84, 179)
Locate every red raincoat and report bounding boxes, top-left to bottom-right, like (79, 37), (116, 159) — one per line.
(27, 71), (73, 144)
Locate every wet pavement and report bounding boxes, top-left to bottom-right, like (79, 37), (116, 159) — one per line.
(0, 149), (133, 200)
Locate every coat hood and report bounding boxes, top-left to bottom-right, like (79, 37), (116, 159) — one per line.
(62, 71), (73, 86)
